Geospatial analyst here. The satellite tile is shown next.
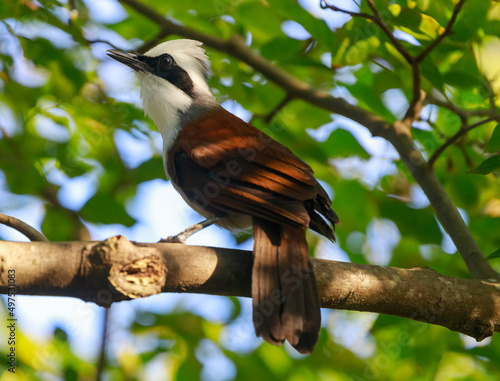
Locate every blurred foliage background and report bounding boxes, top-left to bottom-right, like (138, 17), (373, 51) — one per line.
(1, 0), (500, 380)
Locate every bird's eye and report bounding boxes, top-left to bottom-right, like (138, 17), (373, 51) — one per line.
(159, 55), (173, 67)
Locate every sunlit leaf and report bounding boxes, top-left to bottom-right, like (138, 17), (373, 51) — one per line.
(324, 128), (370, 159)
(485, 248), (500, 261)
(467, 156), (500, 175)
(396, 7), (444, 41)
(380, 198), (442, 244)
(80, 193), (135, 226)
(421, 57), (444, 92)
(486, 123), (500, 153)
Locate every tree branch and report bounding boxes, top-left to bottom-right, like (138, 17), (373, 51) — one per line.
(319, 1), (374, 21)
(0, 213), (49, 242)
(321, 1), (423, 125)
(0, 238), (498, 341)
(320, 0), (425, 124)
(363, 0), (424, 126)
(415, 0), (468, 63)
(425, 94), (498, 120)
(249, 94), (294, 125)
(137, 28), (171, 54)
(321, 0), (413, 63)
(321, 1), (473, 127)
(117, 0), (498, 280)
(96, 308), (109, 381)
(402, 56), (425, 126)
(84, 38), (124, 51)
(364, 0), (414, 64)
(0, 124), (8, 137)
(428, 116), (500, 167)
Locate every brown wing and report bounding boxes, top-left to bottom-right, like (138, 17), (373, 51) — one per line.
(167, 107), (338, 232)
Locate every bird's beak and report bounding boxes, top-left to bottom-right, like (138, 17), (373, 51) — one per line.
(106, 49), (148, 72)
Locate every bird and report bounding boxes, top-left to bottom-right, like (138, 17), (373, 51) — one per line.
(107, 39), (339, 354)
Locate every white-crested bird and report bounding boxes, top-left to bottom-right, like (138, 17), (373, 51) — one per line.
(107, 39), (338, 353)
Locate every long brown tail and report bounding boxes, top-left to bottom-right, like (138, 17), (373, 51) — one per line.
(252, 216), (321, 354)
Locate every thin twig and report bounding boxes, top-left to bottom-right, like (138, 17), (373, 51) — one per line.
(263, 94), (294, 124)
(428, 115), (500, 167)
(1, 20), (16, 37)
(416, 0), (468, 63)
(416, 0), (474, 128)
(68, 0), (77, 26)
(426, 94), (498, 120)
(419, 115), (446, 140)
(364, 0), (414, 64)
(137, 28), (170, 54)
(249, 94), (294, 125)
(322, 0), (422, 125)
(458, 143), (474, 169)
(96, 308), (109, 381)
(364, 0), (423, 125)
(485, 78), (498, 114)
(0, 213), (49, 242)
(319, 1), (373, 20)
(403, 64), (425, 125)
(321, 0), (413, 63)
(86, 38), (124, 51)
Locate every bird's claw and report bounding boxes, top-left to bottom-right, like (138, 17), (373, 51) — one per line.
(159, 235), (186, 244)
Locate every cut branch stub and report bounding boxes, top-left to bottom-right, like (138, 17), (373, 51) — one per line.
(89, 235), (167, 304)
(109, 256), (167, 299)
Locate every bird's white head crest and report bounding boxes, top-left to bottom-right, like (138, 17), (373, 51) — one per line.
(144, 39), (212, 82)
(107, 39), (216, 151)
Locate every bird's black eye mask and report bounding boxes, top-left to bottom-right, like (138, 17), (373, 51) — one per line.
(138, 53), (195, 98)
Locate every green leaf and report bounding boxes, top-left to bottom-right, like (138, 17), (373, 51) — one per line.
(131, 157), (165, 183)
(80, 193), (136, 226)
(396, 7), (443, 41)
(235, 2), (283, 42)
(412, 128), (441, 153)
(56, 145), (94, 178)
(380, 199), (442, 244)
(331, 180), (378, 232)
(444, 174), (485, 209)
(443, 71), (483, 89)
(373, 69), (403, 96)
(260, 37), (304, 61)
(344, 36), (380, 66)
(485, 248), (500, 261)
(42, 206), (78, 241)
(384, 41), (409, 67)
(485, 123), (500, 153)
(467, 156), (500, 175)
(323, 128), (370, 159)
(275, 0), (335, 47)
(421, 57), (444, 92)
(346, 66), (396, 121)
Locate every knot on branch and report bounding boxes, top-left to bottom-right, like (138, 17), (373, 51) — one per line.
(109, 255), (167, 299)
(469, 319), (495, 342)
(89, 236), (167, 304)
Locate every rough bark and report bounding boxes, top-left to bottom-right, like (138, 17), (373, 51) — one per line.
(0, 237), (498, 341)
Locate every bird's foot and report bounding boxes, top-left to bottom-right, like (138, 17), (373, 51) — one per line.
(158, 217), (220, 244)
(159, 234), (186, 244)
